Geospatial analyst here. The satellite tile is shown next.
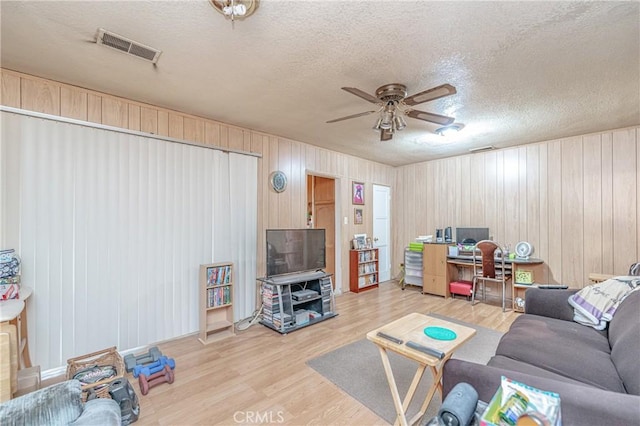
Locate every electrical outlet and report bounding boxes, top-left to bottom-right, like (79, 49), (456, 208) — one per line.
(344, 216), (348, 225)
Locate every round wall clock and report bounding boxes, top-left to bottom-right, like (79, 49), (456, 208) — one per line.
(515, 241), (533, 259)
(269, 171), (287, 193)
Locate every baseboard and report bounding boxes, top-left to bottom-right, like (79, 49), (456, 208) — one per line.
(41, 331), (199, 382)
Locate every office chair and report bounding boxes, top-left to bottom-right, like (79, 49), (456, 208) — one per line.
(471, 240), (512, 312)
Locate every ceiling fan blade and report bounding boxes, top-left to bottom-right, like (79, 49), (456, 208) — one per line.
(405, 109), (455, 126)
(380, 129), (393, 141)
(403, 84), (456, 106)
(341, 87), (379, 103)
(326, 110), (377, 123)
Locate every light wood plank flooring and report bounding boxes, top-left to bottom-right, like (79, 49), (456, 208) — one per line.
(64, 281), (520, 425)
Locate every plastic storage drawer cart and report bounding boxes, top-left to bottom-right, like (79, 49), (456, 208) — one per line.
(404, 248), (423, 288)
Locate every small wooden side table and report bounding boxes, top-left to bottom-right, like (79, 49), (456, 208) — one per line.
(0, 286), (33, 369)
(588, 273), (615, 283)
(367, 313), (476, 426)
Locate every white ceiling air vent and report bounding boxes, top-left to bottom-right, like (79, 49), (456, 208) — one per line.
(96, 29), (162, 64)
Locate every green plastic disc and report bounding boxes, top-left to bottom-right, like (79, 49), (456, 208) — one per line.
(424, 326), (457, 340)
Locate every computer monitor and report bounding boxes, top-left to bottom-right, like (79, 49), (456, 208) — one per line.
(456, 227), (490, 244)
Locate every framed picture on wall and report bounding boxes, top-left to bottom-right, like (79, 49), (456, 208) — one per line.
(352, 181), (364, 205)
(354, 208), (363, 225)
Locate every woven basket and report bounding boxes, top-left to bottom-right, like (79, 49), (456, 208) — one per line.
(66, 346), (125, 401)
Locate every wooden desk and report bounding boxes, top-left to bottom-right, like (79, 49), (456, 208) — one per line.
(0, 286), (33, 369)
(446, 257), (546, 312)
(366, 313), (476, 426)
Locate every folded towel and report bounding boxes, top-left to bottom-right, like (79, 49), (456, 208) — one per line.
(568, 276), (640, 330)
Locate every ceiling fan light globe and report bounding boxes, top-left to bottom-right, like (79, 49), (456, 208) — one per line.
(380, 111), (393, 129)
(394, 116), (407, 131)
(210, 0), (258, 19)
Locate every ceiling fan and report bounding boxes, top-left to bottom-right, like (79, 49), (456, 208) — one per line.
(326, 83), (457, 141)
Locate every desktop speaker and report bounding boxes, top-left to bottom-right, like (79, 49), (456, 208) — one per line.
(444, 227), (453, 243)
(438, 382), (478, 426)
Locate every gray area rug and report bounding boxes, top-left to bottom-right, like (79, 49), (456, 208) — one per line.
(307, 314), (503, 424)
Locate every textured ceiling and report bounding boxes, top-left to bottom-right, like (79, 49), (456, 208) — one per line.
(1, 1), (639, 166)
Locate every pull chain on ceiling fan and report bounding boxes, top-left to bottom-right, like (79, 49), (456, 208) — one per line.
(327, 83), (457, 141)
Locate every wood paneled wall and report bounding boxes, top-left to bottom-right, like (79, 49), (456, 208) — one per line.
(0, 69), (394, 293)
(394, 129), (640, 287)
(4, 68), (638, 290)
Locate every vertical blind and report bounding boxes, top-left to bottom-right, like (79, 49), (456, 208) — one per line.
(0, 111), (257, 370)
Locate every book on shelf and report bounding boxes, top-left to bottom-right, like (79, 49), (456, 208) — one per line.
(224, 286), (231, 304)
(207, 287), (232, 308)
(207, 265), (232, 286)
(358, 263), (377, 274)
(207, 267), (218, 286)
(358, 250), (376, 263)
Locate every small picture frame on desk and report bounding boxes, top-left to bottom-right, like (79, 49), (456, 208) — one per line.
(354, 234), (367, 249)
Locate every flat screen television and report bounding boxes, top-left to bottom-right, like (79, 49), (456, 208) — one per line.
(456, 227), (490, 245)
(266, 229), (326, 277)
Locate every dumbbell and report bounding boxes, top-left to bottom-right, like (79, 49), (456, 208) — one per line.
(108, 378), (140, 425)
(124, 346), (162, 373)
(132, 355), (175, 378)
(139, 364), (175, 396)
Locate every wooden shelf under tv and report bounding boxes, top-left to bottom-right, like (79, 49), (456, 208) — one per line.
(258, 272), (337, 334)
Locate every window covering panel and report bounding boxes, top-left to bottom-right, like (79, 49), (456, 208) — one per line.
(0, 111), (257, 370)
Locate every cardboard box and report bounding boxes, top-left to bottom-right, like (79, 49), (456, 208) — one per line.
(15, 365), (41, 397)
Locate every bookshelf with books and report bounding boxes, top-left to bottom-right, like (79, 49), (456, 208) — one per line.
(199, 262), (235, 344)
(349, 248), (379, 293)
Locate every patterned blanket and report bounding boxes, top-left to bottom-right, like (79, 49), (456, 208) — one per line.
(568, 276), (640, 330)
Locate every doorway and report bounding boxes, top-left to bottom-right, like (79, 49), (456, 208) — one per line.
(373, 184), (391, 282)
(307, 175), (336, 280)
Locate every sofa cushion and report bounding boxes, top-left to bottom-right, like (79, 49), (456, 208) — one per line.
(443, 359), (640, 426)
(0, 380), (83, 425)
(494, 314), (625, 393)
(608, 289), (640, 395)
(488, 355), (606, 389)
(70, 398), (121, 426)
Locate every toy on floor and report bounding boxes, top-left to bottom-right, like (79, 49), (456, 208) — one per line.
(124, 346), (163, 373)
(134, 356), (176, 395)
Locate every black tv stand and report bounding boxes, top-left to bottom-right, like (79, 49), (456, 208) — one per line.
(258, 272), (337, 334)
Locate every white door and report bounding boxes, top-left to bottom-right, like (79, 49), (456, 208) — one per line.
(373, 184), (391, 282)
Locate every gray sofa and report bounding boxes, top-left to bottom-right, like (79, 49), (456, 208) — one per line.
(443, 287), (640, 425)
(0, 379), (121, 425)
